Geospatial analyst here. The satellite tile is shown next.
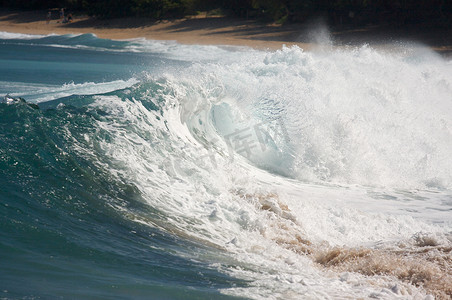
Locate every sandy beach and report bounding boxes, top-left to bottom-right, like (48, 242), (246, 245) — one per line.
(1, 9), (452, 54)
(0, 10), (311, 50)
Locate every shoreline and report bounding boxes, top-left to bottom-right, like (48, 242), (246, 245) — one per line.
(1, 10), (452, 55)
(0, 10), (312, 50)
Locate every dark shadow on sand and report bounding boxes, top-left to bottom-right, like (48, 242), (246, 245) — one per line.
(0, 10), (48, 23)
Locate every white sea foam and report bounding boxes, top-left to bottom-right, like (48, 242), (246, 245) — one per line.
(5, 78), (138, 102)
(0, 31), (50, 39)
(44, 33), (452, 299)
(201, 45), (452, 190)
(83, 91), (448, 299)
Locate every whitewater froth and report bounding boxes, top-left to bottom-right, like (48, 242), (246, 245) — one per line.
(72, 40), (452, 298)
(188, 44), (452, 190)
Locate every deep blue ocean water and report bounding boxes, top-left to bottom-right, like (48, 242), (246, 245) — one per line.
(1, 32), (452, 299)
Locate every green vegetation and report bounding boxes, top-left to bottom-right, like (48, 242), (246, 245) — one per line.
(1, 0), (451, 27)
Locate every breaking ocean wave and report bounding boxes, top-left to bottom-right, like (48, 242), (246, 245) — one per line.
(1, 32), (451, 299)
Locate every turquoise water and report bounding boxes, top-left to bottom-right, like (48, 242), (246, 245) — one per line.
(1, 32), (452, 299)
(0, 33), (245, 300)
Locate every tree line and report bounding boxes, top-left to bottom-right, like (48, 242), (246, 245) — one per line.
(1, 0), (451, 27)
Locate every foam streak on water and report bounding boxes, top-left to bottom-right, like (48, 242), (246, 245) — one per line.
(1, 32), (451, 299)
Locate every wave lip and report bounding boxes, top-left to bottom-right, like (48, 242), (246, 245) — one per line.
(11, 78), (139, 103)
(0, 31), (50, 39)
